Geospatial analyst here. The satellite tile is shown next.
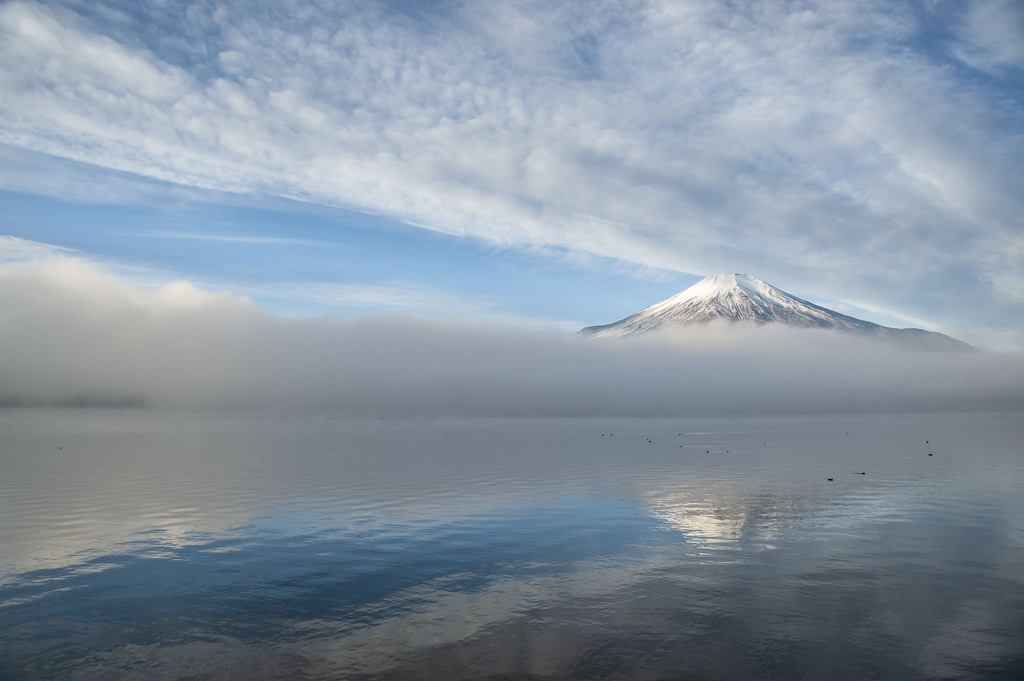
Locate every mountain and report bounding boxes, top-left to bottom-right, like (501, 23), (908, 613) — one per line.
(579, 273), (975, 351)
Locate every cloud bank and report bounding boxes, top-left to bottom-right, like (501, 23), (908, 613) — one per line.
(1, 0), (1022, 345)
(2, 258), (1020, 416)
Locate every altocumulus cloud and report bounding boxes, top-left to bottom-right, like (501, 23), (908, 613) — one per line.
(1, 258), (1021, 415)
(1, 0), (1022, 345)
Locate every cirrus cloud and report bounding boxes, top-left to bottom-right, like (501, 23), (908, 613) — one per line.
(0, 0), (1022, 347)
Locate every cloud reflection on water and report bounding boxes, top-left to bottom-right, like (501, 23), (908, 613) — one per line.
(2, 412), (1024, 678)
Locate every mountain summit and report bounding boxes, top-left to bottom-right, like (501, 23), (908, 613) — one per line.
(580, 273), (974, 351)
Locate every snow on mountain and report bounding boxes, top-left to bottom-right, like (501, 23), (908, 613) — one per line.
(580, 273), (974, 351)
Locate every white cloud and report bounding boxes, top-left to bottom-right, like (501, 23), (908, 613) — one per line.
(0, 0), (1021, 342)
(951, 0), (1024, 71)
(0, 233), (75, 262)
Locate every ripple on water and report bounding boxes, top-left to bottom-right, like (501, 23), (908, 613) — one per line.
(1, 411), (1023, 680)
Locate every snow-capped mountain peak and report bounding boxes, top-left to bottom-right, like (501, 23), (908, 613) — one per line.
(639, 273), (805, 317)
(579, 273), (974, 351)
(660, 273), (775, 302)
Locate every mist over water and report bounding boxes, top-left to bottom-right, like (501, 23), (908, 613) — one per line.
(1, 257), (1022, 415)
(1, 410), (1023, 680)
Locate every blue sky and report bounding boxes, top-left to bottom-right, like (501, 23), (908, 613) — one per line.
(1, 0), (1023, 350)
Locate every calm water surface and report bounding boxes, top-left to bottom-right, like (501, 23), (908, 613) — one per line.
(1, 410), (1022, 680)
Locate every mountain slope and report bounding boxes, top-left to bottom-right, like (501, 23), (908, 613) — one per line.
(580, 273), (974, 351)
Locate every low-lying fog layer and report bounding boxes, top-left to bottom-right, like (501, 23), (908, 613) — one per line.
(2, 257), (1022, 415)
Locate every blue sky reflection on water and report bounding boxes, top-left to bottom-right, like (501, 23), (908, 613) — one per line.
(1, 411), (1022, 679)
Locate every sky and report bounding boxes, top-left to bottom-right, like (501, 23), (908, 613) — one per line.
(0, 0), (1022, 345)
(0, 0), (1023, 412)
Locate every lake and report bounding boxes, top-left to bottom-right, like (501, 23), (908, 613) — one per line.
(1, 409), (1022, 680)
